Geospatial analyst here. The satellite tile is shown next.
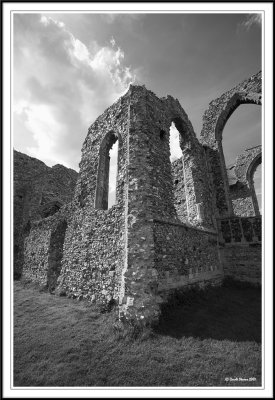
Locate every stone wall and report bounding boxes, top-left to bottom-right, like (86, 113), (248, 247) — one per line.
(153, 219), (223, 293)
(56, 204), (125, 303)
(116, 85), (217, 322)
(229, 145), (262, 216)
(200, 71), (261, 218)
(18, 72), (262, 326)
(217, 215), (261, 285)
(49, 83), (219, 324)
(22, 206), (70, 289)
(56, 89), (130, 305)
(217, 216), (261, 244)
(14, 150), (78, 278)
(171, 159), (188, 223)
(220, 244), (261, 284)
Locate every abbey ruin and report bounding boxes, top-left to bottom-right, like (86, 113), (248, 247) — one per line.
(14, 71), (262, 325)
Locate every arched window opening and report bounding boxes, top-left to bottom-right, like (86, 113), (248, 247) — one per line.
(222, 104), (261, 217)
(253, 164), (262, 214)
(169, 121), (189, 223)
(95, 132), (119, 210)
(108, 140), (118, 209)
(169, 122), (182, 162)
(222, 104), (261, 166)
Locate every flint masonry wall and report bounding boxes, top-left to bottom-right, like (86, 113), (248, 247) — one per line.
(218, 145), (262, 284)
(14, 150), (78, 279)
(199, 72), (262, 290)
(19, 72), (262, 325)
(117, 85), (221, 322)
(217, 216), (261, 284)
(229, 145), (262, 217)
(219, 244), (261, 284)
(55, 91), (130, 304)
(23, 205), (71, 290)
(54, 84), (222, 324)
(171, 159), (188, 223)
(153, 220), (222, 293)
(200, 71), (261, 218)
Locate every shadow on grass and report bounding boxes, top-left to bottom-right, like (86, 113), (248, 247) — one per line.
(154, 280), (261, 343)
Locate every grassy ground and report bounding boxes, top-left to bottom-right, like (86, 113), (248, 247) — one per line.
(13, 280), (261, 387)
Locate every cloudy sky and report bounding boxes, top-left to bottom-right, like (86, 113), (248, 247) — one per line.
(13, 12), (262, 208)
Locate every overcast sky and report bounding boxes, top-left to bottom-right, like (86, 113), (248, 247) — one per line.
(13, 12), (262, 208)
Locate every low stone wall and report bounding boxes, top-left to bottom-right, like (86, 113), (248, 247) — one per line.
(219, 243), (261, 284)
(217, 216), (261, 244)
(153, 219), (223, 298)
(14, 150), (78, 279)
(217, 216), (261, 285)
(22, 209), (69, 288)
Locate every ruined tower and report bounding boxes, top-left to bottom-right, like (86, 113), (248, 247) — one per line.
(21, 73), (262, 325)
(54, 84), (222, 324)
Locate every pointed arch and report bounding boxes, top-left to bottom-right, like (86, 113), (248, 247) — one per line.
(95, 131), (122, 210)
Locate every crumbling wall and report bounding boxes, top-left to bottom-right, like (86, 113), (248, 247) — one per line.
(56, 205), (125, 303)
(153, 220), (222, 292)
(53, 84), (218, 324)
(116, 85), (217, 323)
(47, 220), (68, 292)
(13, 150), (78, 279)
(220, 244), (261, 284)
(19, 73), (262, 326)
(22, 207), (70, 288)
(200, 71), (261, 218)
(56, 91), (130, 305)
(217, 216), (261, 244)
(171, 159), (188, 223)
(229, 145), (262, 216)
(217, 215), (261, 284)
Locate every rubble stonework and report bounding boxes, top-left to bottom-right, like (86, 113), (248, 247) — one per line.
(228, 145), (262, 216)
(200, 71), (261, 218)
(14, 150), (78, 279)
(22, 206), (70, 290)
(20, 72), (262, 325)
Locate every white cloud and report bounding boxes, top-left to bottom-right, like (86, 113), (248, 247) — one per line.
(24, 104), (68, 166)
(13, 14), (136, 170)
(240, 14), (261, 31)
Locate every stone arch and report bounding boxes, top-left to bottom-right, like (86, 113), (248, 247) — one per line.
(95, 131), (122, 210)
(246, 152), (262, 216)
(200, 71), (262, 217)
(167, 114), (212, 226)
(215, 92), (262, 143)
(47, 219), (67, 292)
(229, 146), (262, 216)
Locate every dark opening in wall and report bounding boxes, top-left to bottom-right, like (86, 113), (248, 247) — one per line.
(160, 129), (166, 140)
(23, 220), (31, 235)
(95, 131), (119, 210)
(252, 164), (262, 214)
(47, 220), (67, 292)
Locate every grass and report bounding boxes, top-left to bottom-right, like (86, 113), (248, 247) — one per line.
(13, 280), (261, 387)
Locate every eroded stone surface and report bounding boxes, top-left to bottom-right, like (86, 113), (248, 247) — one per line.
(18, 73), (262, 325)
(14, 150), (78, 279)
(200, 71), (261, 218)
